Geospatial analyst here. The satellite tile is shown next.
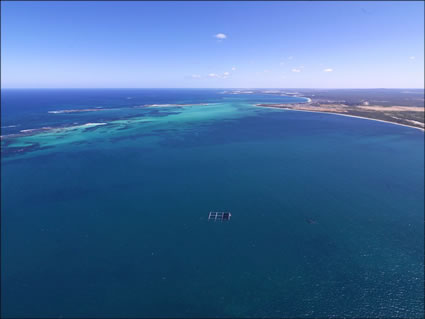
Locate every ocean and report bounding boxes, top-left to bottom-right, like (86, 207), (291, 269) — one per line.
(1, 89), (424, 318)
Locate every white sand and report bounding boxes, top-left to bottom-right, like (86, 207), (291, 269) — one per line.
(256, 105), (425, 132)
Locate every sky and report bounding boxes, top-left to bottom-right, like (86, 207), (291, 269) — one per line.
(1, 1), (424, 89)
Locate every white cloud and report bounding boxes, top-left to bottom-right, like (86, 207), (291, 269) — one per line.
(231, 67), (236, 71)
(323, 68), (333, 72)
(214, 33), (227, 40)
(409, 56), (416, 60)
(191, 74), (201, 79)
(207, 71), (232, 79)
(291, 68), (301, 73)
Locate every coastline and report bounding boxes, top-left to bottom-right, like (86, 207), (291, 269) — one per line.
(256, 104), (425, 132)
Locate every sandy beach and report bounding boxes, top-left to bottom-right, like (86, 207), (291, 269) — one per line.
(256, 104), (425, 131)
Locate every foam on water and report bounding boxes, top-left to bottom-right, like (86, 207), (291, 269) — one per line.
(1, 89), (423, 318)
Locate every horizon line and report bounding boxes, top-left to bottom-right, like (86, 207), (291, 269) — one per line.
(2, 87), (425, 90)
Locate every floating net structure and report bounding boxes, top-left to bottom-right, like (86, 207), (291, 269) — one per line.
(208, 212), (231, 222)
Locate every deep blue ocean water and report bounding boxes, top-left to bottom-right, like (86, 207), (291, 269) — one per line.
(1, 89), (424, 318)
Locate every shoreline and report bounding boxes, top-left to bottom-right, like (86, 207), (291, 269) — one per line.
(256, 104), (425, 132)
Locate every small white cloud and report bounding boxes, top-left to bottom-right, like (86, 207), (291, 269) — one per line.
(208, 73), (220, 78)
(291, 68), (301, 73)
(214, 33), (227, 40)
(409, 56), (416, 60)
(231, 67), (236, 71)
(223, 72), (230, 76)
(323, 68), (333, 72)
(191, 74), (201, 79)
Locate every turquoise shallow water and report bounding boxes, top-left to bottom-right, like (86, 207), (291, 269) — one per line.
(1, 89), (424, 317)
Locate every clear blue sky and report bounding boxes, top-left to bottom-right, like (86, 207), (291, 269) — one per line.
(1, 1), (424, 88)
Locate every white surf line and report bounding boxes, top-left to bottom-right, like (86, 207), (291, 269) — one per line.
(254, 104), (425, 132)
